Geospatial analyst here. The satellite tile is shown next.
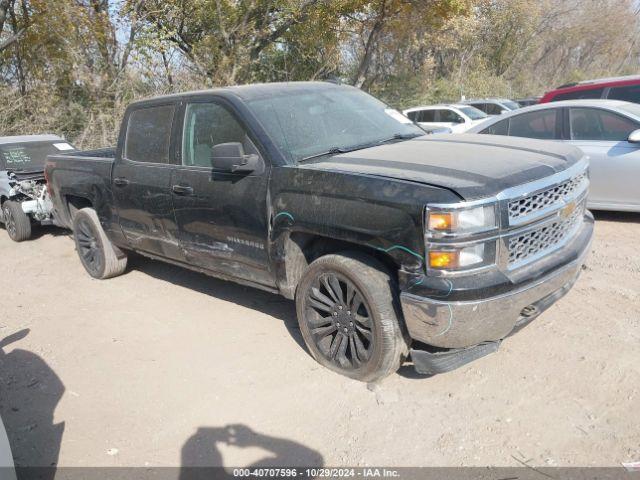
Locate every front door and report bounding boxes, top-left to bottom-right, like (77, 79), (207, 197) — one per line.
(112, 103), (184, 260)
(565, 107), (640, 209)
(171, 100), (273, 286)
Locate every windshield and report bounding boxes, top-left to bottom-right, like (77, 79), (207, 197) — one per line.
(501, 100), (521, 110)
(0, 141), (74, 171)
(459, 106), (488, 120)
(246, 87), (424, 163)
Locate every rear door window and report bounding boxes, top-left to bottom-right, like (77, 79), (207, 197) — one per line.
(569, 108), (638, 141)
(124, 104), (176, 164)
(607, 84), (640, 103)
(480, 119), (509, 135)
(508, 110), (558, 139)
(406, 111), (419, 121)
(417, 110), (435, 122)
(484, 103), (504, 115)
(437, 109), (462, 123)
(552, 88), (605, 101)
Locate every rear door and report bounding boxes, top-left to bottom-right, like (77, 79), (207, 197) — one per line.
(112, 103), (185, 260)
(564, 107), (640, 209)
(507, 108), (561, 140)
(171, 99), (273, 286)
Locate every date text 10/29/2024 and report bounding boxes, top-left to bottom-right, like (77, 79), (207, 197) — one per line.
(232, 468), (400, 478)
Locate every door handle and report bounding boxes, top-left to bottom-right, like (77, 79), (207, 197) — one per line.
(113, 177), (130, 187)
(172, 185), (194, 196)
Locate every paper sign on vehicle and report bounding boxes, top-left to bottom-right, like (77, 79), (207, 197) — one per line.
(54, 143), (74, 151)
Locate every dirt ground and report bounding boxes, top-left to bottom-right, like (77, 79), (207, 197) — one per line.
(0, 211), (638, 469)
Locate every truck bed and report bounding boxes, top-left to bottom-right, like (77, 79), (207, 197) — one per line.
(45, 147), (117, 229)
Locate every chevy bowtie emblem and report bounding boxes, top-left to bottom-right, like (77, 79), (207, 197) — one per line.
(560, 201), (577, 220)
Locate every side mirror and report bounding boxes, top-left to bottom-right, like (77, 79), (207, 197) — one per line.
(455, 117), (465, 124)
(628, 129), (640, 144)
(500, 109), (509, 115)
(210, 142), (260, 173)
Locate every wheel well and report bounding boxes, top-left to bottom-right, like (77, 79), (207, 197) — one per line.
(65, 195), (93, 220)
(278, 232), (399, 299)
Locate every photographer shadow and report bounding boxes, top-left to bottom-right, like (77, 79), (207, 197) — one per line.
(180, 424), (323, 480)
(0, 329), (64, 480)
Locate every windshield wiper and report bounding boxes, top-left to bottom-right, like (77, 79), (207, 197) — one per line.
(299, 133), (423, 163)
(376, 132), (424, 144)
(300, 147), (350, 162)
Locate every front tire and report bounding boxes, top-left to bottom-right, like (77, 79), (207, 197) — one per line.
(73, 208), (127, 279)
(295, 252), (408, 382)
(2, 201), (32, 242)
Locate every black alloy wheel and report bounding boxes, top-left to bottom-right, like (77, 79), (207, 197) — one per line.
(303, 271), (375, 370)
(75, 214), (105, 277)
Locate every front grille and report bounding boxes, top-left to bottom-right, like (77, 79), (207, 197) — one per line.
(508, 200), (585, 266)
(508, 173), (587, 222)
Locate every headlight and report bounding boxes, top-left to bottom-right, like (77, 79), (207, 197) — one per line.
(427, 204), (497, 235)
(428, 242), (496, 271)
(426, 200), (498, 274)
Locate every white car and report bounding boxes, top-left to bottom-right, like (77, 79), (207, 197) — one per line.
(403, 104), (489, 133)
(467, 99), (640, 212)
(460, 98), (521, 115)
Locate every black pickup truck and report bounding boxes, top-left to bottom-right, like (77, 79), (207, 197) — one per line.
(46, 82), (594, 381)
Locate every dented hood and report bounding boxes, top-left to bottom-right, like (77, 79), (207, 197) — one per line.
(298, 134), (584, 200)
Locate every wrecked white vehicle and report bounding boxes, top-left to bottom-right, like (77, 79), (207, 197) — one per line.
(0, 135), (75, 242)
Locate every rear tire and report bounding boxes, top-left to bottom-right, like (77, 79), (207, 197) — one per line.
(295, 252), (408, 382)
(2, 201), (32, 242)
(73, 208), (127, 279)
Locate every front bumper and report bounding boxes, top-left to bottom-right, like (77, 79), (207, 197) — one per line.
(401, 212), (594, 357)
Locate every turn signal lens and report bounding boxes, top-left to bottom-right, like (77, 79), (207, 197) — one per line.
(428, 244), (488, 271)
(429, 251), (459, 269)
(428, 213), (454, 231)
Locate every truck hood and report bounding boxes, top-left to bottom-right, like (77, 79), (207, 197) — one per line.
(298, 134), (584, 200)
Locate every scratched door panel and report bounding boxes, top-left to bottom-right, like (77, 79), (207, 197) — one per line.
(171, 166), (273, 286)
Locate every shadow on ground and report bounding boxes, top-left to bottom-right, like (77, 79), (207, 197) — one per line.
(0, 329), (64, 480)
(180, 424), (323, 479)
(128, 254), (305, 350)
(128, 255), (438, 381)
(593, 210), (640, 223)
(29, 226), (70, 241)
(0, 224), (69, 242)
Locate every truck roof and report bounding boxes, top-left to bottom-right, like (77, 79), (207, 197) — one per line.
(128, 81), (357, 107)
(0, 134), (63, 145)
